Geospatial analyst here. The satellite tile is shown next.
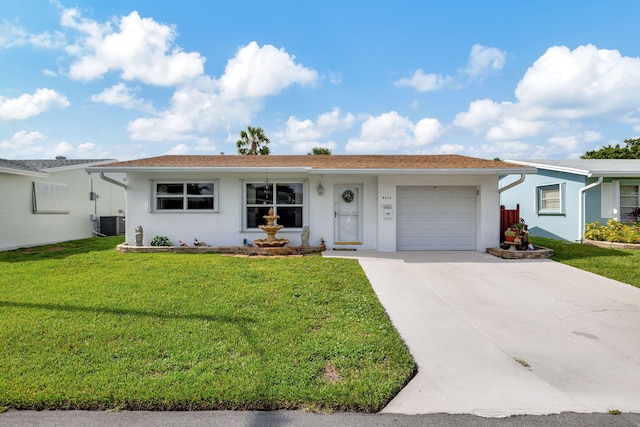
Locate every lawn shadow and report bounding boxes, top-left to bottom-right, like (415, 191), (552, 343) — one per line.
(0, 300), (254, 324)
(0, 237), (125, 263)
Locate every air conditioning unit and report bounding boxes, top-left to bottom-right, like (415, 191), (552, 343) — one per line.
(99, 216), (125, 236)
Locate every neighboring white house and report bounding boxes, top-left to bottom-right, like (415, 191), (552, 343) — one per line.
(500, 159), (640, 242)
(0, 157), (126, 251)
(87, 154), (534, 252)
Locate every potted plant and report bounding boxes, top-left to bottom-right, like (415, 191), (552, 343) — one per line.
(504, 228), (517, 242)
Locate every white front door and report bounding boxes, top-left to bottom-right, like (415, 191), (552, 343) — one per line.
(334, 184), (362, 244)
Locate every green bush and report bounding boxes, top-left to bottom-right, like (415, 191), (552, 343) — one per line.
(150, 235), (173, 246)
(584, 220), (640, 243)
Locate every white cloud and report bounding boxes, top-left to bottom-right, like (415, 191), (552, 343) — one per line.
(480, 141), (530, 158)
(219, 41), (317, 100)
(454, 45), (640, 157)
(91, 83), (154, 112)
(515, 44), (640, 119)
(0, 88), (70, 120)
(0, 20), (65, 49)
(464, 44), (506, 79)
(62, 9), (205, 86)
(396, 44), (505, 92)
(275, 108), (354, 153)
(453, 98), (505, 132)
(75, 142), (98, 157)
(345, 111), (442, 153)
(395, 69), (453, 92)
(127, 41), (318, 142)
(165, 144), (190, 155)
(0, 130), (46, 157)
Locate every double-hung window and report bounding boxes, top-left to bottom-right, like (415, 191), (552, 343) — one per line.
(620, 185), (640, 222)
(154, 182), (218, 212)
(536, 183), (564, 215)
(245, 182), (304, 229)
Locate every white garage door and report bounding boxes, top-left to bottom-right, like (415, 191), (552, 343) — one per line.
(397, 186), (477, 250)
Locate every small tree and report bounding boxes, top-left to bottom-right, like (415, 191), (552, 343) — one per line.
(308, 147), (332, 155)
(236, 126), (270, 155)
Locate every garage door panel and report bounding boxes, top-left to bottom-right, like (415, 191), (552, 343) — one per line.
(397, 186), (477, 250)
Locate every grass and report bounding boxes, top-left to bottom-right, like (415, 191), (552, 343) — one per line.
(530, 236), (640, 288)
(0, 237), (416, 412)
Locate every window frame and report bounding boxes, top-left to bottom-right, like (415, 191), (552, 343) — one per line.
(242, 180), (307, 231)
(535, 182), (565, 215)
(619, 184), (640, 222)
(151, 180), (219, 213)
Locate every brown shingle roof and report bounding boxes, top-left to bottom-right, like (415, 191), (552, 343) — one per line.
(92, 154), (528, 170)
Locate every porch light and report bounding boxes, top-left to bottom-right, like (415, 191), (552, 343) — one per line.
(317, 181), (324, 196)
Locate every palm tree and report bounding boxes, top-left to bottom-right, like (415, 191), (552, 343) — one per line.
(236, 126), (270, 155)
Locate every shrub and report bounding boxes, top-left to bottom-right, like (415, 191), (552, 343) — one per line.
(150, 235), (173, 246)
(585, 220), (640, 243)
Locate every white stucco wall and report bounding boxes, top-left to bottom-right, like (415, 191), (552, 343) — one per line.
(124, 172), (379, 249)
(0, 169), (125, 251)
(124, 170), (500, 252)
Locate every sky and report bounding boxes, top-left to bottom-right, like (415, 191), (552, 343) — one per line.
(2, 1), (640, 161)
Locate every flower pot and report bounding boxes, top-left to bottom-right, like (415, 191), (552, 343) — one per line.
(505, 235), (515, 242)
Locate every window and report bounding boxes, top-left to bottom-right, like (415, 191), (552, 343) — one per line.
(536, 183), (564, 214)
(620, 185), (640, 222)
(245, 182), (304, 229)
(154, 182), (217, 212)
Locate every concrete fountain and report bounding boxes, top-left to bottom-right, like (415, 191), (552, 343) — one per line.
(253, 207), (289, 248)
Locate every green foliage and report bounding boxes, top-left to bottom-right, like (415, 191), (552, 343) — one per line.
(581, 138), (640, 159)
(308, 147), (332, 155)
(0, 237), (415, 411)
(236, 126), (270, 155)
(150, 235), (172, 246)
(584, 220), (640, 243)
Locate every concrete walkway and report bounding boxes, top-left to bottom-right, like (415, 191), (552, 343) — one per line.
(323, 250), (640, 417)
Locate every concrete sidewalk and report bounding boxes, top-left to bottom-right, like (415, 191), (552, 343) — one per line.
(323, 250), (640, 417)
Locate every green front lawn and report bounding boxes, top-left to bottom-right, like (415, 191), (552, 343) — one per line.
(0, 237), (415, 412)
(530, 236), (640, 288)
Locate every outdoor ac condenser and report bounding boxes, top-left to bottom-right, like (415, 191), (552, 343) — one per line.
(99, 216), (125, 236)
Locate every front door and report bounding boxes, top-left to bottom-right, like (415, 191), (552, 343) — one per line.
(334, 184), (362, 244)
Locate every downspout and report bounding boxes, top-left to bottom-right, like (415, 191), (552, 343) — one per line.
(498, 174), (525, 194)
(99, 172), (127, 189)
(577, 176), (603, 243)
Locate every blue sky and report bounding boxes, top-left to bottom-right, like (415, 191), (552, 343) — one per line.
(2, 1), (640, 160)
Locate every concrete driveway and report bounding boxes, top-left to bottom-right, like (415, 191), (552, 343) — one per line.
(323, 250), (640, 417)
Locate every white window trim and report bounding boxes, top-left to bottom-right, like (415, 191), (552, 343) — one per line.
(241, 179), (308, 231)
(150, 180), (219, 213)
(534, 182), (565, 215)
(619, 182), (640, 223)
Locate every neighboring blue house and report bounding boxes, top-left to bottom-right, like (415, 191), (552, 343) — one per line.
(500, 159), (640, 242)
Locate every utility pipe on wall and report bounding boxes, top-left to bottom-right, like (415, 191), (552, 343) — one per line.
(577, 176), (603, 242)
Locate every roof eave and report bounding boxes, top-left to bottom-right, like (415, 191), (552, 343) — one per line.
(44, 159), (118, 172)
(505, 160), (590, 176)
(0, 167), (48, 177)
(590, 172), (640, 178)
(309, 167), (537, 175)
(86, 165), (536, 175)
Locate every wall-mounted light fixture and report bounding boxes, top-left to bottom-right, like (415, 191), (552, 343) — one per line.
(317, 181), (325, 196)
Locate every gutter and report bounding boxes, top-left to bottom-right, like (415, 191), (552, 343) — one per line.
(577, 176), (603, 243)
(99, 172), (127, 189)
(498, 174), (525, 194)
